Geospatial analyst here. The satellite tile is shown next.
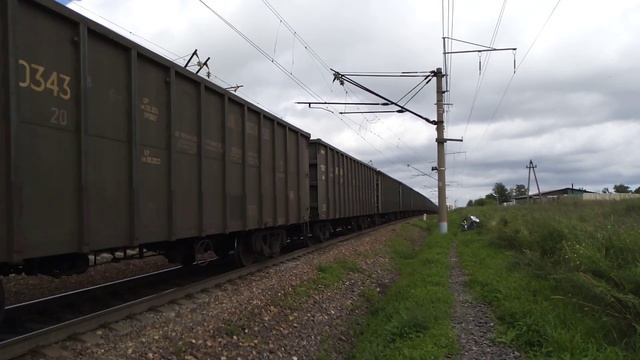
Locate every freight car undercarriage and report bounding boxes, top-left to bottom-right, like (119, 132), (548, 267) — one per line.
(0, 212), (423, 322)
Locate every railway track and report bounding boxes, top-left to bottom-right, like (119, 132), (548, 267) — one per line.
(0, 218), (411, 360)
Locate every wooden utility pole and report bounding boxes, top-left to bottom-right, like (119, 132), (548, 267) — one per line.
(435, 68), (447, 234)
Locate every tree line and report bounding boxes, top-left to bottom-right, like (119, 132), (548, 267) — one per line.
(466, 183), (640, 207)
(602, 184), (640, 194)
(466, 183), (524, 207)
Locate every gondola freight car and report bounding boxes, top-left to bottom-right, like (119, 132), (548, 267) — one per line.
(0, 0), (437, 321)
(308, 139), (378, 241)
(0, 0), (312, 316)
(378, 171), (437, 219)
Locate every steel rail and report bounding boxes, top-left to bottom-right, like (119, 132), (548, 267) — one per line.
(5, 265), (182, 311)
(0, 217), (417, 360)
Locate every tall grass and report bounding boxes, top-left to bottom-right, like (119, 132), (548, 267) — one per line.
(459, 199), (640, 352)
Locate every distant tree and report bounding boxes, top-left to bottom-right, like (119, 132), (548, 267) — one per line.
(511, 184), (528, 197)
(474, 198), (488, 207)
(635, 186), (640, 194)
(613, 184), (631, 193)
(602, 187), (610, 194)
(493, 182), (511, 203)
(466, 200), (474, 207)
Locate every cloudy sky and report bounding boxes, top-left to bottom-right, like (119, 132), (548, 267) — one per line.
(60, 0), (640, 206)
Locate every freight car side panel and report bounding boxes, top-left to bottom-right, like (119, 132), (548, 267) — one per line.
(15, 1), (80, 257)
(327, 148), (335, 219)
(226, 99), (244, 232)
(338, 154), (345, 217)
(356, 163), (362, 215)
(308, 143), (318, 219)
(379, 174), (399, 214)
(318, 145), (327, 219)
(370, 168), (376, 213)
(86, 31), (131, 250)
(260, 117), (275, 227)
(353, 158), (359, 215)
(309, 143), (325, 220)
(274, 124), (286, 225)
(0, 1), (7, 262)
(173, 74), (200, 238)
(309, 140), (378, 221)
(344, 155), (350, 216)
(2, 0), (314, 264)
(136, 56), (170, 244)
(349, 158), (355, 216)
(286, 129), (299, 223)
(358, 162), (364, 215)
(402, 184), (411, 212)
(202, 89), (225, 234)
(245, 109), (260, 229)
(299, 135), (310, 222)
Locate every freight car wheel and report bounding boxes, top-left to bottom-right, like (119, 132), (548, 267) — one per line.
(213, 240), (234, 258)
(235, 237), (256, 267)
(323, 227), (331, 241)
(310, 224), (327, 244)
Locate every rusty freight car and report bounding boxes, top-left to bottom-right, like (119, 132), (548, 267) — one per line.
(0, 0), (311, 315)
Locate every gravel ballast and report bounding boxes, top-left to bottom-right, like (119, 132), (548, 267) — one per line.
(3, 256), (173, 306)
(17, 223), (409, 360)
(449, 241), (520, 360)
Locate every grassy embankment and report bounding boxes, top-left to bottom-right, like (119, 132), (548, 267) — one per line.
(351, 220), (457, 359)
(455, 199), (640, 358)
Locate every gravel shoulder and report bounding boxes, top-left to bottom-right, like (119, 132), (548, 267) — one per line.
(449, 240), (520, 360)
(18, 222), (408, 360)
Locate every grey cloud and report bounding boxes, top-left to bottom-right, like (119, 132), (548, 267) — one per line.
(71, 0), (640, 206)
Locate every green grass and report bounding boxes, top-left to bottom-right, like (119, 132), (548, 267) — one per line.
(351, 221), (457, 359)
(455, 199), (640, 358)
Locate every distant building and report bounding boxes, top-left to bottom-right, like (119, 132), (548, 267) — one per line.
(583, 193), (640, 201)
(514, 187), (640, 203)
(513, 187), (593, 204)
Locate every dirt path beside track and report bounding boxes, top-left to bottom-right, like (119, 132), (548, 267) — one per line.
(449, 241), (520, 360)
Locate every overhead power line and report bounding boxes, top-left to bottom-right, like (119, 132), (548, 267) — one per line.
(196, 0), (394, 162)
(473, 0), (562, 150)
(462, 0), (508, 140)
(197, 0), (324, 101)
(259, 0), (421, 159)
(71, 2), (183, 60)
(261, 0), (331, 71)
(256, 0), (441, 165)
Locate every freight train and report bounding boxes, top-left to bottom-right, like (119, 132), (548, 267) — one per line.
(0, 0), (437, 320)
